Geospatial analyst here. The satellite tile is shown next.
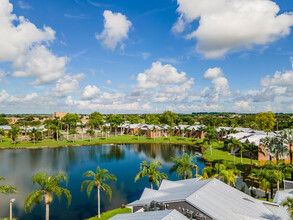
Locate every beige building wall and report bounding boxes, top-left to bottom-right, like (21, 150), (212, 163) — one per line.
(54, 112), (67, 119)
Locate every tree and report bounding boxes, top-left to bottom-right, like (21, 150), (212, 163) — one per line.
(0, 117), (8, 125)
(80, 123), (86, 140)
(8, 126), (19, 145)
(160, 111), (177, 126)
(272, 136), (289, 164)
(281, 197), (293, 219)
(169, 153), (198, 180)
(251, 169), (272, 201)
(86, 129), (95, 142)
(29, 128), (38, 145)
(151, 126), (157, 141)
(281, 129), (293, 164)
(0, 129), (4, 142)
(24, 172), (71, 220)
(184, 127), (189, 140)
(196, 167), (218, 180)
(135, 130), (141, 140)
(227, 137), (242, 164)
(145, 114), (160, 125)
(0, 177), (18, 194)
(81, 166), (117, 219)
(107, 115), (124, 136)
(103, 126), (110, 141)
(134, 161), (168, 189)
(69, 129), (78, 143)
(244, 142), (264, 169)
(260, 136), (274, 161)
(62, 113), (80, 139)
(255, 111), (276, 131)
(128, 115), (139, 124)
(219, 169), (237, 186)
(167, 127), (174, 141)
(89, 112), (104, 129)
(203, 127), (217, 155)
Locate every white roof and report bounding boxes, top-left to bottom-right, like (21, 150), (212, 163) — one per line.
(0, 125), (11, 130)
(110, 209), (188, 220)
(227, 132), (253, 140)
(129, 178), (289, 220)
(273, 189), (293, 204)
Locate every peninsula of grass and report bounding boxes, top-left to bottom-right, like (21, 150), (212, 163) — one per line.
(87, 207), (131, 220)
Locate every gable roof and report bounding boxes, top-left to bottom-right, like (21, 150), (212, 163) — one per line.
(109, 209), (188, 220)
(128, 178), (289, 220)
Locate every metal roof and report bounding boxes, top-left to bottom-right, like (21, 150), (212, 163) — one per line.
(109, 209), (188, 220)
(129, 178), (289, 220)
(273, 189), (293, 204)
(0, 125), (11, 130)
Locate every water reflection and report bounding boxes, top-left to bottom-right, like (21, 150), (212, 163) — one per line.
(0, 144), (206, 220)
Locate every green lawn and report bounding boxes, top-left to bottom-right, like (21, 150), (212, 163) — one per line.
(203, 141), (259, 166)
(258, 198), (274, 202)
(0, 135), (198, 149)
(87, 208), (131, 220)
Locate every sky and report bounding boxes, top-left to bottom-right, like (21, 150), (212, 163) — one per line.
(0, 0), (293, 114)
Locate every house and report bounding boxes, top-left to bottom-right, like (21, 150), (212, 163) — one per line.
(128, 178), (289, 220)
(54, 112), (67, 119)
(110, 209), (188, 220)
(0, 125), (11, 134)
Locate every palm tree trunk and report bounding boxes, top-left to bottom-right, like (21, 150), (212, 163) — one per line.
(150, 181), (153, 189)
(82, 129), (84, 140)
(210, 143), (212, 155)
(266, 190), (269, 201)
(46, 203), (49, 220)
(98, 188), (101, 218)
(67, 125), (69, 140)
(90, 136), (91, 142)
(183, 170), (187, 180)
(233, 154), (235, 164)
(250, 157), (253, 170)
(277, 180), (280, 191)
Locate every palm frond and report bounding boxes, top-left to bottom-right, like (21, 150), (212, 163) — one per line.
(24, 190), (44, 212)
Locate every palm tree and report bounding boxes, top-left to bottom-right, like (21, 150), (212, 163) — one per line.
(169, 153), (198, 180)
(135, 130), (141, 140)
(196, 167), (218, 180)
(81, 166), (117, 219)
(151, 126), (157, 141)
(251, 169), (272, 201)
(219, 169), (237, 186)
(80, 123), (86, 140)
(86, 129), (95, 142)
(0, 177), (18, 194)
(227, 137), (242, 164)
(30, 128), (38, 145)
(134, 161), (168, 189)
(8, 126), (19, 146)
(272, 136), (289, 164)
(103, 126), (110, 141)
(281, 129), (293, 164)
(24, 172), (71, 220)
(184, 127), (189, 140)
(260, 136), (274, 161)
(167, 127), (174, 141)
(203, 127), (217, 155)
(69, 129), (78, 143)
(0, 129), (4, 142)
(244, 142), (264, 169)
(219, 128), (227, 141)
(281, 197), (293, 219)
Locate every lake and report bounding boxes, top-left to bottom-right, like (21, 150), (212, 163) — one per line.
(0, 144), (206, 220)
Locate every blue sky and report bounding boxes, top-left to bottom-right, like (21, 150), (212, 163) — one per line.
(0, 0), (293, 114)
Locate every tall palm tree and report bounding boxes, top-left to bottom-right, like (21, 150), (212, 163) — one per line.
(81, 166), (117, 219)
(0, 129), (4, 142)
(30, 128), (38, 145)
(0, 177), (18, 194)
(219, 169), (237, 186)
(86, 129), (95, 142)
(227, 137), (242, 164)
(281, 197), (293, 219)
(103, 126), (110, 141)
(134, 161), (168, 189)
(244, 142), (264, 169)
(260, 136), (274, 161)
(196, 167), (218, 180)
(8, 126), (19, 146)
(281, 129), (293, 164)
(169, 153), (198, 180)
(80, 123), (86, 140)
(203, 127), (217, 155)
(184, 127), (189, 140)
(135, 130), (141, 140)
(167, 127), (173, 141)
(272, 136), (289, 164)
(151, 126), (157, 141)
(24, 172), (71, 220)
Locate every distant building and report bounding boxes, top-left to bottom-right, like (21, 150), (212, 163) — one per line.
(54, 112), (67, 119)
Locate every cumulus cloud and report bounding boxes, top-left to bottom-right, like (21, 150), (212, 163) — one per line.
(96, 10), (132, 50)
(0, 90), (9, 103)
(201, 67), (231, 102)
(9, 93), (38, 102)
(232, 101), (254, 112)
(53, 74), (85, 97)
(173, 0), (293, 58)
(82, 85), (100, 100)
(12, 45), (67, 84)
(128, 61), (194, 103)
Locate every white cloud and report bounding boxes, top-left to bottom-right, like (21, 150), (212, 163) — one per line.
(232, 101), (254, 112)
(82, 85), (100, 100)
(18, 1), (31, 9)
(12, 45), (67, 84)
(261, 70), (293, 87)
(106, 80), (112, 85)
(167, 104), (223, 113)
(53, 74), (84, 97)
(96, 10), (132, 50)
(204, 67), (224, 79)
(201, 67), (231, 102)
(136, 61), (189, 90)
(0, 90), (9, 103)
(9, 93), (38, 102)
(0, 0), (68, 85)
(173, 0), (293, 58)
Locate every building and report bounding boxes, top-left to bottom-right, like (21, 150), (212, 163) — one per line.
(127, 178), (289, 220)
(110, 209), (188, 220)
(54, 112), (67, 119)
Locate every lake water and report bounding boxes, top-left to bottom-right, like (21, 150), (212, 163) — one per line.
(0, 144), (206, 220)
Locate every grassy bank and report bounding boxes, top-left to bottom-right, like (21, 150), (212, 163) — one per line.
(87, 207), (131, 220)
